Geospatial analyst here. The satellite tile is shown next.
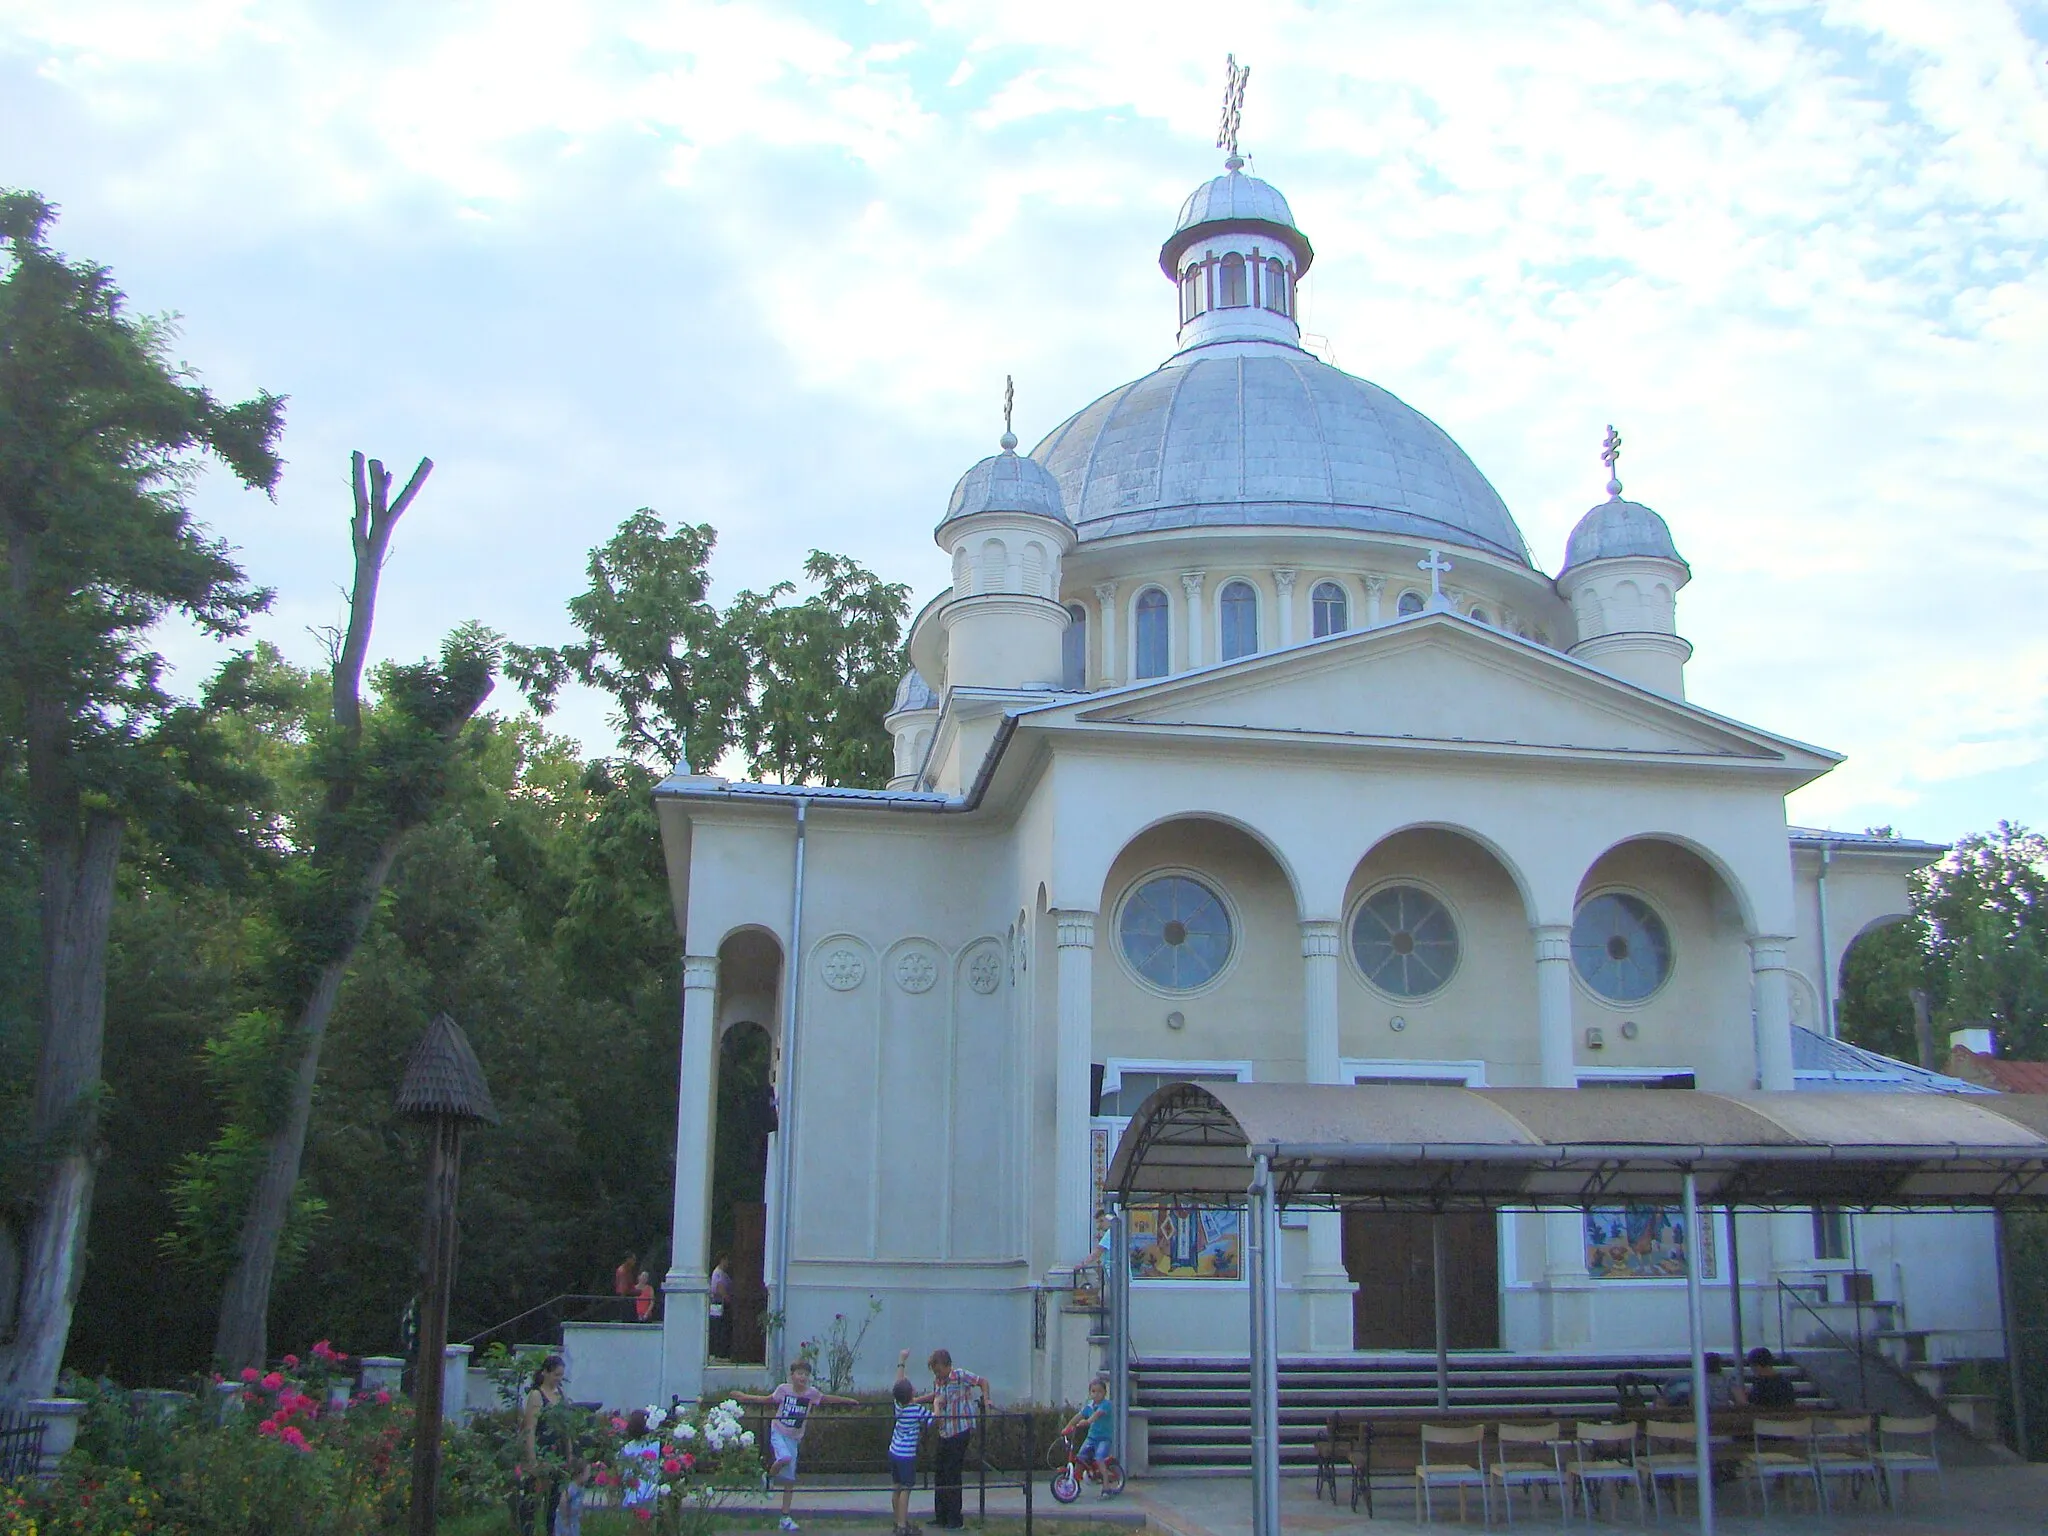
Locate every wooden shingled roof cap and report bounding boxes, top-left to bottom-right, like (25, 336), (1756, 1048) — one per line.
(396, 1012), (500, 1125)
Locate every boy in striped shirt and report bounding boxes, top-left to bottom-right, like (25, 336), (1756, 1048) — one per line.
(889, 1349), (934, 1536)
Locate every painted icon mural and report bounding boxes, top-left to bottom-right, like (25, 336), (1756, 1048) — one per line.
(1584, 1204), (1716, 1279)
(1128, 1203), (1243, 1281)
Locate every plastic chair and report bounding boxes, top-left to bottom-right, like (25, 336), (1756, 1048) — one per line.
(1490, 1421), (1568, 1524)
(1417, 1423), (1492, 1525)
(1743, 1417), (1821, 1515)
(1639, 1418), (1704, 1518)
(1874, 1415), (1943, 1508)
(1567, 1422), (1645, 1523)
(1812, 1414), (1879, 1510)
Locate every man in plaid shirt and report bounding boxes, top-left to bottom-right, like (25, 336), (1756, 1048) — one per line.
(924, 1348), (988, 1529)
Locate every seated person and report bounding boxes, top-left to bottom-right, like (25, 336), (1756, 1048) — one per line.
(1745, 1347), (1797, 1409)
(1659, 1352), (1745, 1409)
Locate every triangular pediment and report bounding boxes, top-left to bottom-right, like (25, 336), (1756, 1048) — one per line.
(1037, 616), (1834, 767)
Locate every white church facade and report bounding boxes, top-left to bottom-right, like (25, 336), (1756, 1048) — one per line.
(629, 140), (2004, 1408)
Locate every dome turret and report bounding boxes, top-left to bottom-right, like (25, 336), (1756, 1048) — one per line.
(1555, 427), (1692, 700)
(940, 437), (1071, 532)
(884, 668), (940, 790)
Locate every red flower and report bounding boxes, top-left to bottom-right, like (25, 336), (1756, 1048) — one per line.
(280, 1425), (309, 1452)
(240, 1367), (261, 1384)
(374, 1389), (392, 1406)
(282, 1354), (299, 1369)
(681, 1452), (695, 1471)
(635, 1513), (653, 1525)
(662, 1456), (682, 1475)
(257, 1419), (281, 1438)
(262, 1372), (284, 1391)
(312, 1340), (334, 1361)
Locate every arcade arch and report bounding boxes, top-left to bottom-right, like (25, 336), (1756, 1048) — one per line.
(707, 927), (781, 1363)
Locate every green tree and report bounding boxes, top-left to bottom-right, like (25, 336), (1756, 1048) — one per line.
(729, 551), (911, 788)
(0, 191), (284, 1398)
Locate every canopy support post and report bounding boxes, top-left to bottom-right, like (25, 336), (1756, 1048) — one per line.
(1683, 1171), (1715, 1535)
(1248, 1156), (1280, 1536)
(1995, 1210), (2029, 1458)
(1432, 1210), (1451, 1411)
(1725, 1206), (1744, 1371)
(1108, 1205), (1130, 1466)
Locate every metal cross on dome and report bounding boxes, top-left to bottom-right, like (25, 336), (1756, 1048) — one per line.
(1602, 423), (1624, 499)
(1217, 55), (1250, 167)
(1418, 548), (1453, 602)
(1001, 374), (1016, 450)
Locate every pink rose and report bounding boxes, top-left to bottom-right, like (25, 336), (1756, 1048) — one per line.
(374, 1390), (392, 1406)
(282, 1354), (299, 1369)
(635, 1513), (653, 1524)
(257, 1419), (280, 1438)
(280, 1425), (309, 1451)
(262, 1372), (284, 1392)
(681, 1452), (695, 1471)
(240, 1367), (261, 1384)
(662, 1457), (682, 1475)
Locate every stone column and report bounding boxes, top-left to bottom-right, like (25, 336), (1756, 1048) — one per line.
(1273, 569), (1298, 647)
(1298, 919), (1356, 1348)
(1179, 570), (1207, 670)
(1054, 911), (1098, 1268)
(1093, 581), (1120, 688)
(661, 954), (719, 1403)
(1533, 923), (1576, 1088)
(1750, 936), (1796, 1091)
(1364, 576), (1385, 629)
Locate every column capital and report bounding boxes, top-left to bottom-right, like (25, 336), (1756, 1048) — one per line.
(1532, 924), (1572, 963)
(683, 955), (720, 991)
(1092, 580), (1120, 605)
(1272, 568), (1298, 595)
(1299, 919), (1341, 959)
(1748, 934), (1792, 972)
(1178, 568), (1207, 598)
(1055, 910), (1098, 949)
(1363, 574), (1386, 596)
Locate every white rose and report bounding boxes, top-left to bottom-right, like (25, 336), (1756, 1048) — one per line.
(741, 1430), (756, 1447)
(674, 1421), (696, 1439)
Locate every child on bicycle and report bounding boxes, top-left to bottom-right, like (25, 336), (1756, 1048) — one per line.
(1061, 1376), (1118, 1491)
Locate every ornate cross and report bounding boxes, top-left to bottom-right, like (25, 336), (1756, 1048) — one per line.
(1418, 548), (1453, 600)
(1000, 374), (1016, 449)
(1216, 54), (1249, 166)
(1601, 423), (1623, 499)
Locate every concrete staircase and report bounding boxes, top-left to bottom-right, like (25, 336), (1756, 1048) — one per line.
(1134, 1354), (1832, 1471)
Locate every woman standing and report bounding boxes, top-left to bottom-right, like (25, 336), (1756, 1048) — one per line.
(518, 1354), (571, 1535)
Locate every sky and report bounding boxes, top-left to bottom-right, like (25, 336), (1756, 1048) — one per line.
(3, 0), (2045, 842)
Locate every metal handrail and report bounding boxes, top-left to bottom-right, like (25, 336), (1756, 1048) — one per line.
(1774, 1277), (1868, 1408)
(461, 1292), (633, 1350)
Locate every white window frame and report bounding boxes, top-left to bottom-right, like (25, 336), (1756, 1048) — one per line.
(1342, 1058), (1488, 1086)
(1129, 585), (1172, 680)
(1214, 576), (1261, 662)
(1575, 1066), (1697, 1086)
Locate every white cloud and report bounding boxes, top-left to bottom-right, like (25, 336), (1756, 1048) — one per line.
(2, 0), (2044, 837)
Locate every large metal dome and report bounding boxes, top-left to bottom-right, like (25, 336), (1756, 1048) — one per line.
(1029, 346), (1533, 565)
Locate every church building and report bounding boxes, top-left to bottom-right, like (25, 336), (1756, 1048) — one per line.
(633, 126), (2000, 1410)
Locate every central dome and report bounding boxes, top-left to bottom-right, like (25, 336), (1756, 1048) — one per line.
(1030, 345), (1533, 566)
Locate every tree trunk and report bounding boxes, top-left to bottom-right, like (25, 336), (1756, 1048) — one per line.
(0, 813), (123, 1402)
(212, 837), (405, 1372)
(1910, 987), (1936, 1071)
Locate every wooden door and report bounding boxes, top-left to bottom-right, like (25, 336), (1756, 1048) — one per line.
(728, 1203), (768, 1364)
(1344, 1212), (1499, 1350)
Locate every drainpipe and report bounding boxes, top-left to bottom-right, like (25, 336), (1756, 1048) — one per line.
(1816, 841), (1837, 1039)
(771, 797), (810, 1376)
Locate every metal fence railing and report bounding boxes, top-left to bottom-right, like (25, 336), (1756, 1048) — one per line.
(0, 1408), (45, 1484)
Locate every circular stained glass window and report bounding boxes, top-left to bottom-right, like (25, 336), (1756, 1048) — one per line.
(1572, 892), (1672, 1002)
(1119, 875), (1233, 992)
(1351, 885), (1460, 998)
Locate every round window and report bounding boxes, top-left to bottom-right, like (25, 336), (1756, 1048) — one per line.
(1351, 885), (1460, 998)
(1119, 875), (1233, 992)
(1572, 892), (1672, 1002)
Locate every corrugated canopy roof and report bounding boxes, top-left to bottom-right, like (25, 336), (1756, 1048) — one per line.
(1106, 1082), (2048, 1212)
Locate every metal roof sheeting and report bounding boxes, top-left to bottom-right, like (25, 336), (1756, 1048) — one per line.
(1107, 1081), (2048, 1212)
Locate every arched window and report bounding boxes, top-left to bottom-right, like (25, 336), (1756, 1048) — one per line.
(1217, 253), (1248, 308)
(1311, 580), (1348, 638)
(1219, 580), (1258, 660)
(1469, 606), (1490, 627)
(978, 538), (1008, 593)
(1180, 266), (1205, 323)
(1134, 587), (1170, 679)
(1263, 259), (1290, 316)
(1021, 541), (1045, 596)
(1397, 589), (1425, 617)
(1062, 604), (1087, 690)
(952, 546), (970, 592)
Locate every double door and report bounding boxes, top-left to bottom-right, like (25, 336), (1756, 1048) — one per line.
(1343, 1211), (1499, 1350)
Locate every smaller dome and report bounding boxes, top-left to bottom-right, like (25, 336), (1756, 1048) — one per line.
(940, 447), (1071, 531)
(1174, 168), (1296, 235)
(890, 668), (938, 715)
(1563, 497), (1688, 572)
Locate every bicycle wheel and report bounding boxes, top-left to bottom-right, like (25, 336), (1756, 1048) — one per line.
(1102, 1461), (1127, 1496)
(1051, 1465), (1081, 1504)
(1045, 1435), (1074, 1470)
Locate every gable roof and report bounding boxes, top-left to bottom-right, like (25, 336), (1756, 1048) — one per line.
(1793, 1026), (1993, 1095)
(1951, 1046), (2048, 1095)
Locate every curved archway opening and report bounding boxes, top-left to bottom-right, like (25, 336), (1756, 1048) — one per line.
(1837, 914), (1926, 1066)
(708, 927), (782, 1363)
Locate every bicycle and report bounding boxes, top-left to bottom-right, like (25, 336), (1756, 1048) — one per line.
(1049, 1430), (1125, 1503)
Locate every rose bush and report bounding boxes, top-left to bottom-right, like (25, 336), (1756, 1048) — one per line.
(601, 1397), (759, 1536)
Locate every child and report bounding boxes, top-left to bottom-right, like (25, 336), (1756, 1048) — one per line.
(888, 1349), (934, 1536)
(737, 1360), (857, 1532)
(554, 1456), (590, 1536)
(1061, 1377), (1117, 1494)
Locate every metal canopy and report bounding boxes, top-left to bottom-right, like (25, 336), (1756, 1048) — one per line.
(1107, 1081), (2048, 1212)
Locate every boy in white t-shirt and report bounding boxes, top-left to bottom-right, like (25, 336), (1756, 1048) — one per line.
(738, 1361), (857, 1531)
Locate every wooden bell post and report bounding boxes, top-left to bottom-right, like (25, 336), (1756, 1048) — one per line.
(396, 1012), (499, 1536)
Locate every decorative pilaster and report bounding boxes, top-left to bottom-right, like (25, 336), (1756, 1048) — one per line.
(1300, 920), (1341, 1083)
(1750, 935), (1796, 1091)
(1054, 911), (1098, 1267)
(662, 953), (719, 1402)
(1533, 923), (1576, 1088)
(1363, 575), (1385, 628)
(1093, 582), (1121, 687)
(1273, 569), (1298, 648)
(1179, 570), (1207, 669)
(1296, 917), (1356, 1346)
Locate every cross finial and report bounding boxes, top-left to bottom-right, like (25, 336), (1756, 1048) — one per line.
(1601, 423), (1623, 499)
(1000, 374), (1017, 451)
(1418, 548), (1453, 607)
(1216, 55), (1250, 170)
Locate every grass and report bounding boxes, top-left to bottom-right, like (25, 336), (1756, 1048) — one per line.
(436, 1516), (1131, 1536)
